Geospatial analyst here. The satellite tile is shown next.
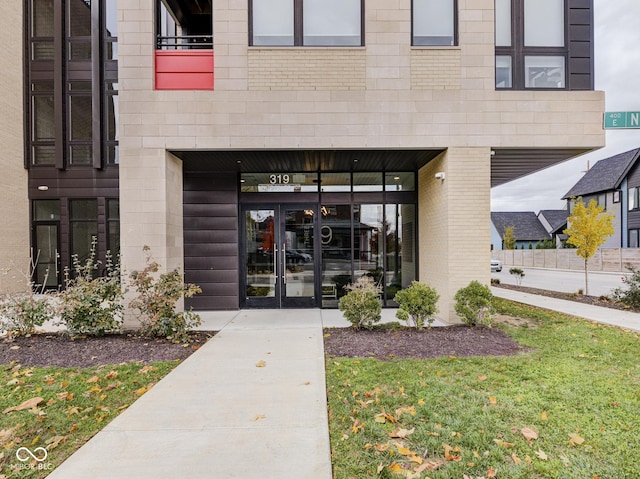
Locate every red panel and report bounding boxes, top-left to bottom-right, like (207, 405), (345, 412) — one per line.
(155, 50), (214, 90)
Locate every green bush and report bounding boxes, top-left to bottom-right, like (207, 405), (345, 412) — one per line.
(490, 277), (500, 286)
(58, 245), (123, 336)
(454, 280), (494, 327)
(0, 293), (55, 336)
(611, 266), (640, 310)
(338, 276), (382, 330)
(394, 281), (439, 330)
(129, 246), (202, 343)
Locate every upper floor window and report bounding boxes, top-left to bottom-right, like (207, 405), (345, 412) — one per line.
(412, 0), (457, 46)
(250, 0), (363, 47)
(495, 0), (567, 89)
(629, 187), (639, 211)
(156, 0), (213, 49)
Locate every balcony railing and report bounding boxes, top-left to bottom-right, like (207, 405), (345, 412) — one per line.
(156, 35), (213, 50)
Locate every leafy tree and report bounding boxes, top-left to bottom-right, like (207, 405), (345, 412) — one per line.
(503, 225), (516, 250)
(563, 197), (614, 295)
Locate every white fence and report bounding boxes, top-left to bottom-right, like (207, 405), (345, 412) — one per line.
(492, 248), (640, 273)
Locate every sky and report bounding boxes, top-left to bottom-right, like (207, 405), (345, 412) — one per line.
(490, 0), (640, 212)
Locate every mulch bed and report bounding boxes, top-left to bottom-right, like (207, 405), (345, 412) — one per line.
(0, 331), (214, 369)
(495, 283), (638, 312)
(323, 325), (527, 360)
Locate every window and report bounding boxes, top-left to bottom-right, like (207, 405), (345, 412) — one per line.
(495, 0), (567, 89)
(156, 0), (212, 49)
(412, 0), (457, 46)
(629, 187), (640, 211)
(630, 229), (640, 249)
(250, 0), (363, 47)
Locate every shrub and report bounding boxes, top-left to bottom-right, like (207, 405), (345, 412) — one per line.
(611, 266), (640, 310)
(0, 293), (55, 336)
(454, 280), (494, 327)
(491, 278), (501, 286)
(58, 245), (123, 336)
(129, 246), (202, 343)
(509, 267), (525, 286)
(394, 281), (439, 330)
(338, 276), (382, 330)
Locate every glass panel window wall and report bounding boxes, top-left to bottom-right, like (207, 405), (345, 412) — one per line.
(70, 199), (98, 266)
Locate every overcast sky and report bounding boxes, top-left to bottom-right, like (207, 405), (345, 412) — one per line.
(491, 0), (640, 212)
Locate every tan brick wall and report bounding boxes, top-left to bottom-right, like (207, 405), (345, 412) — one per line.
(0, 1), (29, 292)
(248, 49), (366, 91)
(411, 48), (461, 90)
(419, 148), (491, 322)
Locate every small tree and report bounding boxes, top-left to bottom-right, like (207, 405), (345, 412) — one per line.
(454, 281), (494, 327)
(509, 267), (525, 286)
(503, 226), (517, 250)
(563, 197), (614, 295)
(394, 281), (439, 330)
(338, 276), (382, 330)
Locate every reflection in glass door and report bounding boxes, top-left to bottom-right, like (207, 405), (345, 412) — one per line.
(34, 224), (60, 289)
(243, 205), (317, 308)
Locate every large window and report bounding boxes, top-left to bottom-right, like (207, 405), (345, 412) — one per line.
(412, 0), (457, 46)
(630, 229), (640, 249)
(250, 0), (363, 46)
(629, 187), (640, 211)
(70, 199), (98, 265)
(495, 0), (567, 89)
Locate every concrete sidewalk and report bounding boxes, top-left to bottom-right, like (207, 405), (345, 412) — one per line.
(492, 287), (640, 332)
(47, 310), (333, 479)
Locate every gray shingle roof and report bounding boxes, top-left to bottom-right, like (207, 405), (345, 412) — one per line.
(491, 212), (550, 241)
(562, 148), (640, 199)
(538, 209), (569, 234)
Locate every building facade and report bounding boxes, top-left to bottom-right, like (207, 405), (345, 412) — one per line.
(5, 0), (605, 321)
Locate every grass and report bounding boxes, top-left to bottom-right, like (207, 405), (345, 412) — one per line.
(326, 298), (640, 479)
(0, 360), (180, 478)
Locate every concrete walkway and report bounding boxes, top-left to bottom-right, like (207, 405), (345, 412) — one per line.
(492, 287), (640, 332)
(47, 309), (334, 479)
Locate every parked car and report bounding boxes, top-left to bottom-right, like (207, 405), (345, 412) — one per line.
(286, 249), (312, 264)
(491, 258), (503, 272)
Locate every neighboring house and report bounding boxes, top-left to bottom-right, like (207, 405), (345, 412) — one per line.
(491, 212), (551, 250)
(1, 1), (605, 322)
(538, 209), (569, 247)
(562, 148), (640, 248)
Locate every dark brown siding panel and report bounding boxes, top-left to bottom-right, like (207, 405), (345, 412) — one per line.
(628, 212), (640, 230)
(627, 163), (640, 187)
(184, 170), (239, 310)
(568, 0), (594, 90)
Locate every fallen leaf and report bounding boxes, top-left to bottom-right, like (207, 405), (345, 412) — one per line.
(408, 454), (423, 464)
(395, 406), (416, 417)
(569, 433), (585, 446)
(541, 411), (548, 421)
(138, 365), (156, 374)
(389, 428), (415, 439)
(487, 465), (498, 477)
(3, 397), (44, 414)
(134, 387), (148, 396)
(105, 371), (118, 380)
(493, 439), (514, 448)
(521, 427), (539, 445)
(417, 398), (425, 406)
(57, 392), (74, 401)
(388, 463), (404, 474)
(69, 423), (78, 433)
(489, 396), (498, 405)
(377, 464), (385, 474)
(45, 435), (67, 450)
(250, 414), (266, 421)
(414, 459), (444, 472)
(255, 360), (267, 368)
(374, 443), (390, 452)
(396, 446), (413, 456)
(443, 444), (462, 462)
(478, 374), (488, 381)
(86, 376), (100, 383)
(535, 450), (548, 460)
(511, 453), (522, 464)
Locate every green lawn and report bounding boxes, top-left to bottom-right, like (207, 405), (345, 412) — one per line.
(326, 299), (640, 479)
(0, 360), (179, 478)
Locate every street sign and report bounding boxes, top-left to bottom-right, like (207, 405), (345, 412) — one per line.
(604, 111), (640, 129)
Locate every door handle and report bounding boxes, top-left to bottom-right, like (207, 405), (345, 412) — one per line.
(282, 243), (287, 284)
(273, 244), (278, 283)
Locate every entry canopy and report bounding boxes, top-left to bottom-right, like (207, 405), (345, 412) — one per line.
(172, 147), (592, 187)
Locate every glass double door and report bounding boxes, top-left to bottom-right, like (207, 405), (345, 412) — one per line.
(243, 204), (317, 308)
